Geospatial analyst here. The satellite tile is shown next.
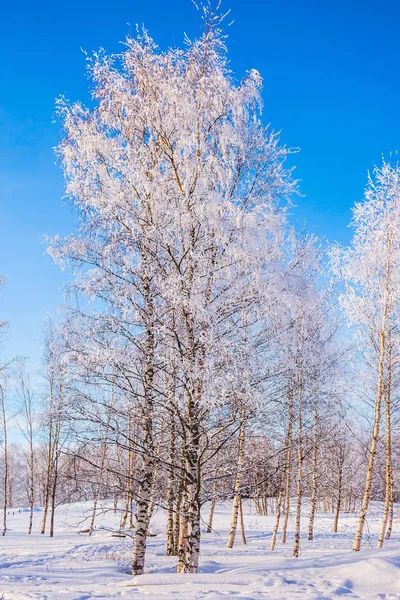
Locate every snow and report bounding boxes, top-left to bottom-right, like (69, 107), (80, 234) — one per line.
(1, 501), (400, 599)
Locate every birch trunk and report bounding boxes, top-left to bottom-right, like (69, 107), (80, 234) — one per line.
(166, 411), (176, 555)
(226, 404), (246, 549)
(385, 474), (394, 540)
(1, 388), (8, 537)
(49, 453), (59, 538)
(271, 405), (293, 551)
(182, 473), (201, 572)
(378, 327), (392, 548)
(131, 262), (155, 576)
(28, 432), (34, 535)
(178, 413), (201, 573)
(255, 493), (261, 515)
(177, 490), (189, 573)
(131, 419), (153, 574)
(206, 429), (220, 534)
(270, 487), (284, 551)
(307, 379), (318, 541)
(281, 386), (294, 544)
(173, 475), (183, 556)
(239, 496), (247, 545)
(293, 312), (304, 559)
(49, 397), (62, 539)
(40, 409), (54, 535)
(207, 498), (217, 534)
(353, 232), (392, 552)
(292, 389), (303, 558)
(333, 458), (343, 534)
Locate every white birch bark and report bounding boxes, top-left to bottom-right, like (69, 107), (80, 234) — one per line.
(353, 233), (392, 551)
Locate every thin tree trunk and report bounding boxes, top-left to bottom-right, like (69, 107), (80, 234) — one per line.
(293, 386), (303, 557)
(307, 378), (318, 541)
(254, 492), (262, 515)
(166, 411), (176, 554)
(227, 404), (246, 549)
(385, 472), (394, 540)
(120, 414), (133, 530)
(172, 475), (183, 556)
(353, 233), (392, 552)
(40, 410), (54, 535)
(49, 454), (59, 538)
(28, 434), (34, 535)
(239, 496), (247, 545)
(378, 328), (393, 548)
(48, 398), (62, 539)
(293, 312), (304, 559)
(270, 487), (284, 551)
(333, 458), (343, 534)
(1, 388), (8, 537)
(206, 429), (220, 534)
(262, 494), (268, 516)
(271, 409), (293, 552)
(207, 498), (217, 534)
(281, 386), (294, 544)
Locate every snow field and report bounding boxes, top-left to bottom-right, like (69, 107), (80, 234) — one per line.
(1, 500), (400, 599)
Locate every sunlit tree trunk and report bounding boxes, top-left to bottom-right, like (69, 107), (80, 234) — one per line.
(307, 379), (318, 541)
(239, 496), (246, 544)
(207, 497), (217, 534)
(131, 257), (156, 576)
(293, 310), (304, 559)
(41, 408), (54, 535)
(378, 327), (393, 548)
(177, 492), (189, 573)
(166, 410), (176, 555)
(173, 475), (184, 556)
(385, 472), (394, 540)
(270, 486), (284, 551)
(281, 385), (294, 544)
(353, 233), (392, 552)
(227, 403), (246, 549)
(179, 416), (201, 573)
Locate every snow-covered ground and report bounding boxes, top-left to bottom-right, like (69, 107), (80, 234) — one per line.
(1, 500), (400, 599)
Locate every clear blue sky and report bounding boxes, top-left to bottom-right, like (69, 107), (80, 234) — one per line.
(1, 0), (399, 366)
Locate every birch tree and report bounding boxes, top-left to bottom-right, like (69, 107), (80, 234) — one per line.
(331, 160), (400, 551)
(49, 4), (295, 575)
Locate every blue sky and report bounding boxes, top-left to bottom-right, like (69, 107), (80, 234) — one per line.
(1, 0), (399, 366)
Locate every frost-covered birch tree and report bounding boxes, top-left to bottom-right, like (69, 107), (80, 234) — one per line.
(331, 160), (400, 551)
(48, 6), (295, 574)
